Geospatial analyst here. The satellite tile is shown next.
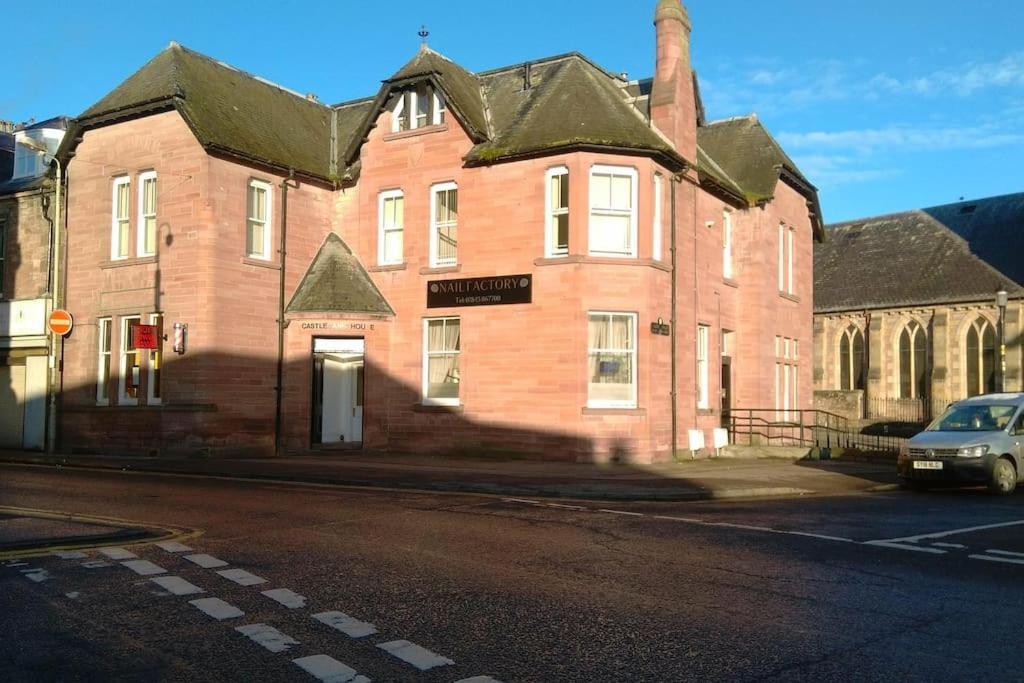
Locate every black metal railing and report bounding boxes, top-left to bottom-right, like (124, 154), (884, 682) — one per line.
(728, 408), (907, 456)
(865, 396), (932, 423)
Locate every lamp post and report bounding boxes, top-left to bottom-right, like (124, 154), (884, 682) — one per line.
(996, 287), (1008, 393)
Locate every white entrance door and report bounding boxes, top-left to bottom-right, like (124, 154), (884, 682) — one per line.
(314, 338), (364, 445)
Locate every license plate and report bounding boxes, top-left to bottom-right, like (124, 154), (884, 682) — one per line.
(913, 461), (943, 470)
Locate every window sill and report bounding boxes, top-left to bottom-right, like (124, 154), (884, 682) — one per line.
(419, 264), (461, 275)
(241, 256), (280, 270)
(369, 262), (408, 273)
(413, 403), (464, 414)
(696, 408), (715, 416)
(383, 123), (449, 142)
(534, 255), (671, 272)
(582, 406), (646, 416)
(100, 256), (157, 270)
(723, 277), (739, 289)
(65, 403), (217, 413)
(779, 291), (801, 303)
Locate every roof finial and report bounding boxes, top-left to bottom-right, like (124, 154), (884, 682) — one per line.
(418, 25), (430, 48)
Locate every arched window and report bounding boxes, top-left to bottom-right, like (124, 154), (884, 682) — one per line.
(839, 325), (866, 391)
(965, 317), (996, 397)
(898, 322), (928, 399)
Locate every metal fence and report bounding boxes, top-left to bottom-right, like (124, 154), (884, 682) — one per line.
(728, 408), (907, 456)
(865, 397), (932, 423)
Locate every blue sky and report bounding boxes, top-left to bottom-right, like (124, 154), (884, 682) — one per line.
(5, 1), (1022, 222)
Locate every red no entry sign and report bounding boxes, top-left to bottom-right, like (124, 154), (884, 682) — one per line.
(48, 309), (74, 336)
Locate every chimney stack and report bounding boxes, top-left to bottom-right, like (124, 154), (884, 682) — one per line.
(650, 0), (697, 165)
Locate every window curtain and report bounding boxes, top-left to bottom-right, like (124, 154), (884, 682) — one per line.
(427, 319), (459, 399)
(588, 315), (633, 403)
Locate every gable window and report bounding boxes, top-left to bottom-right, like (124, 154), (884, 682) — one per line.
(589, 165), (638, 257)
(378, 190), (405, 265)
(839, 325), (866, 391)
(111, 176), (130, 260)
(652, 174), (663, 261)
(392, 84), (446, 133)
(430, 182), (458, 267)
(96, 318), (112, 405)
(587, 312), (637, 408)
(137, 171), (157, 257)
(545, 166), (569, 257)
(119, 316), (141, 405)
(246, 179), (272, 260)
(722, 209), (733, 279)
(965, 317), (996, 397)
(423, 317), (460, 405)
(898, 322), (928, 399)
(697, 324), (710, 409)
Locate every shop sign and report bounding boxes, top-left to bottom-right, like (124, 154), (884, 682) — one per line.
(427, 274), (532, 308)
(299, 321), (377, 331)
(131, 324), (159, 349)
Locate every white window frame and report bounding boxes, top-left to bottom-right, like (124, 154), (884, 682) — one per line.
(118, 315), (141, 406)
(422, 317), (461, 407)
(111, 176), (131, 260)
(136, 170), (157, 257)
(587, 311), (638, 409)
(377, 189), (405, 265)
(653, 174), (663, 261)
(545, 166), (569, 258)
(697, 324), (710, 409)
(588, 164), (638, 258)
(778, 223), (785, 291)
(787, 226), (795, 294)
(722, 209), (733, 279)
(391, 92), (406, 133)
(429, 181), (458, 267)
(432, 91), (446, 126)
(96, 317), (112, 406)
(147, 313), (163, 405)
(246, 178), (273, 260)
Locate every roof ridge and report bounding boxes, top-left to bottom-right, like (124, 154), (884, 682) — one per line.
(703, 114), (758, 127)
(828, 191), (1024, 228)
(170, 41), (330, 109)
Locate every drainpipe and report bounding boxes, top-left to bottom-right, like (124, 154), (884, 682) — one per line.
(274, 170), (298, 455)
(46, 158), (63, 454)
(670, 174), (679, 460)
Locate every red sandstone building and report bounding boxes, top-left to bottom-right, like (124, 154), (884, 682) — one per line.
(54, 1), (822, 462)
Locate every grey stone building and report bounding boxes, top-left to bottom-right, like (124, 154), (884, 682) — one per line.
(813, 192), (1024, 421)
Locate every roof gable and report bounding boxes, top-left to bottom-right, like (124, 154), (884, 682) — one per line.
(814, 193), (1024, 312)
(287, 233), (394, 316)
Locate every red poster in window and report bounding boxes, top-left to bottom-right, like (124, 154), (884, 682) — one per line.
(131, 324), (158, 350)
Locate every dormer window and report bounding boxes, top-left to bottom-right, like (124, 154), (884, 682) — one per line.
(391, 83), (446, 133)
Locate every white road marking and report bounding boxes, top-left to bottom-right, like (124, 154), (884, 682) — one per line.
(546, 503), (588, 511)
(25, 570), (50, 582)
(456, 677), (505, 683)
(189, 597), (244, 620)
(216, 568), (266, 586)
(19, 568), (39, 573)
(985, 549), (1024, 559)
(4, 561), (29, 567)
(863, 541), (947, 554)
(184, 554), (228, 568)
(65, 592), (80, 599)
(151, 576), (204, 596)
(932, 543), (967, 549)
(292, 654), (369, 683)
(377, 639), (455, 670)
(871, 519), (1024, 544)
(970, 554), (1024, 566)
(502, 498), (541, 505)
(312, 611), (378, 638)
(262, 588), (307, 609)
(597, 509), (645, 517)
(53, 551), (88, 559)
(235, 623), (300, 653)
(99, 547), (137, 560)
(122, 560), (167, 576)
(155, 541), (193, 553)
(81, 560), (112, 569)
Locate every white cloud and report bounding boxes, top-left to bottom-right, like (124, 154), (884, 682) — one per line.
(871, 53), (1024, 96)
(791, 154), (901, 188)
(778, 125), (1024, 151)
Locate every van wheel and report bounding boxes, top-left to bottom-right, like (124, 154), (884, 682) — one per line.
(988, 457), (1017, 495)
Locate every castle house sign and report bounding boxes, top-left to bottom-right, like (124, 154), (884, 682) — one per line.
(427, 274), (532, 308)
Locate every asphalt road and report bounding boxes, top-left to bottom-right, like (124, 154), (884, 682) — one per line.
(3, 464), (1024, 682)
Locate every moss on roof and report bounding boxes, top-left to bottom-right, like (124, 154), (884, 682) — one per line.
(80, 43), (334, 181)
(287, 233), (394, 315)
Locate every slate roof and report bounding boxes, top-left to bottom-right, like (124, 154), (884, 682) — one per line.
(77, 43), (335, 181)
(814, 192), (1024, 313)
(286, 233), (394, 315)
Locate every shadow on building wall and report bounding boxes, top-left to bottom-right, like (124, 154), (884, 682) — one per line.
(0, 201), (23, 449)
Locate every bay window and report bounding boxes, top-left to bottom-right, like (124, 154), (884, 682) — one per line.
(589, 166), (637, 257)
(545, 166), (569, 257)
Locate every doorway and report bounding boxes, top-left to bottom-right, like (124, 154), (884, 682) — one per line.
(720, 356), (732, 430)
(312, 338), (364, 446)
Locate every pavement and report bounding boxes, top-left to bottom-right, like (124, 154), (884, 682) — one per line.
(0, 448), (898, 504)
